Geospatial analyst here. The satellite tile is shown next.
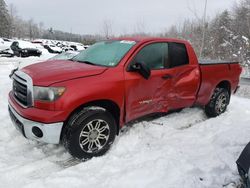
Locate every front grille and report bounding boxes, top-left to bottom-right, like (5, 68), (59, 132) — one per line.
(12, 71), (33, 108)
(13, 75), (28, 106)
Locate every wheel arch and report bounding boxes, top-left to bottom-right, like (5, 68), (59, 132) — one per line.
(61, 99), (121, 140)
(216, 80), (231, 96)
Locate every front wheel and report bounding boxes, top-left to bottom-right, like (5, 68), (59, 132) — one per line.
(205, 88), (230, 117)
(63, 108), (117, 159)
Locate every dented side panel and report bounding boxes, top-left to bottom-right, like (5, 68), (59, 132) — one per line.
(124, 69), (175, 122)
(170, 65), (201, 109)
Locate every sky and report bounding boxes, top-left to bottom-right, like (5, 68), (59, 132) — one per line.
(5, 0), (239, 35)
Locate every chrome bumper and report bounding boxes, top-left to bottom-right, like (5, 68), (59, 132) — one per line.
(8, 104), (63, 144)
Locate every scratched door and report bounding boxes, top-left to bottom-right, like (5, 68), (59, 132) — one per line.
(124, 42), (174, 122)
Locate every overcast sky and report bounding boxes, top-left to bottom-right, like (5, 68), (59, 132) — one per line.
(5, 0), (238, 35)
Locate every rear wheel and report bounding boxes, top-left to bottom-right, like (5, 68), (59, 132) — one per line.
(205, 88), (230, 117)
(63, 107), (117, 159)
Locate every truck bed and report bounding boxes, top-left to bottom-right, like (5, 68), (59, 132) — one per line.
(199, 59), (239, 65)
(195, 61), (242, 106)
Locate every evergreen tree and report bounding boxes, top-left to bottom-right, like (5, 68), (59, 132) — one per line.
(0, 0), (10, 37)
(209, 10), (234, 60)
(231, 0), (250, 65)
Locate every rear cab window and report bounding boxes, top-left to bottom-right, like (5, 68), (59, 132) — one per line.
(168, 42), (189, 68)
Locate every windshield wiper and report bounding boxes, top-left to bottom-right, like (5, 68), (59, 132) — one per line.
(72, 59), (97, 66)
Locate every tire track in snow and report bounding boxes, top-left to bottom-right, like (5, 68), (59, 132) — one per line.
(148, 107), (208, 130)
(55, 108), (208, 169)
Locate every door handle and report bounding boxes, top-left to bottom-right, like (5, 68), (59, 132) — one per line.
(162, 74), (173, 80)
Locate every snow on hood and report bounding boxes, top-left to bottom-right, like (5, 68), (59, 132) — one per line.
(0, 38), (12, 50)
(21, 60), (107, 86)
(16, 40), (37, 49)
(49, 45), (62, 52)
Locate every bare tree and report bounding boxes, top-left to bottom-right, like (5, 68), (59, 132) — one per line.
(187, 0), (202, 22)
(133, 19), (146, 35)
(28, 19), (34, 40)
(38, 22), (44, 38)
(8, 3), (17, 37)
(165, 25), (179, 38)
(102, 20), (113, 39)
(199, 0), (208, 58)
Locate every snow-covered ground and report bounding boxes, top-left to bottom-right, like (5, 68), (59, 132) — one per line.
(1, 55), (250, 188)
(242, 66), (250, 78)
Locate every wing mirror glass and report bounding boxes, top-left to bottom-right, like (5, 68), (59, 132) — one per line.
(128, 62), (151, 79)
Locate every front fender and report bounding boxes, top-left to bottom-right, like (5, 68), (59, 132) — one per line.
(51, 70), (124, 121)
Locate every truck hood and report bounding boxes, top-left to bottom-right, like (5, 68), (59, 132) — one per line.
(22, 60), (107, 86)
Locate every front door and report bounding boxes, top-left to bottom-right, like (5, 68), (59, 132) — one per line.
(124, 42), (175, 122)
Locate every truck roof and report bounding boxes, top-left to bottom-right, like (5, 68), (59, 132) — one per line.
(112, 37), (189, 44)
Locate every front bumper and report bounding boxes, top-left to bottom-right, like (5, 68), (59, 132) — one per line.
(8, 104), (63, 144)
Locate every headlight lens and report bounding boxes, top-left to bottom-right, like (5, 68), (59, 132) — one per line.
(33, 86), (66, 102)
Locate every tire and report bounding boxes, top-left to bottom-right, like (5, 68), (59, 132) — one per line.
(205, 88), (230, 117)
(62, 107), (117, 159)
(20, 53), (27, 58)
(16, 52), (21, 57)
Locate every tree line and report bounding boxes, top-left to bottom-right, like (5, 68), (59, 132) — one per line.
(0, 0), (249, 65)
(0, 0), (97, 44)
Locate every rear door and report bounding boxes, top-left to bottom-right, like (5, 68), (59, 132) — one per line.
(166, 42), (200, 109)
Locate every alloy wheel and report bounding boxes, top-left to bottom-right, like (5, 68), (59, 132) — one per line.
(79, 119), (110, 153)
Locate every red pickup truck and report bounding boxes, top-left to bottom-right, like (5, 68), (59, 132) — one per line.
(8, 37), (242, 159)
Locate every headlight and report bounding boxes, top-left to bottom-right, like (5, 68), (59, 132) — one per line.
(22, 49), (28, 53)
(33, 86), (66, 102)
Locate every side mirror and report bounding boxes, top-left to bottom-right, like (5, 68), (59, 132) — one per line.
(129, 62), (151, 79)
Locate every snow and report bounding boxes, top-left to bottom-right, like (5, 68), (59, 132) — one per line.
(45, 45), (62, 53)
(242, 36), (249, 42)
(49, 51), (79, 61)
(0, 38), (12, 51)
(1, 38), (87, 57)
(0, 55), (250, 188)
(30, 43), (49, 56)
(0, 53), (54, 68)
(15, 40), (38, 49)
(242, 67), (250, 78)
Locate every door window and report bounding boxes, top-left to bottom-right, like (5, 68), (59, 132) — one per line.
(131, 43), (168, 70)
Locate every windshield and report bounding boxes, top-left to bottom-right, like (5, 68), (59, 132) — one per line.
(49, 51), (79, 61)
(72, 40), (136, 67)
